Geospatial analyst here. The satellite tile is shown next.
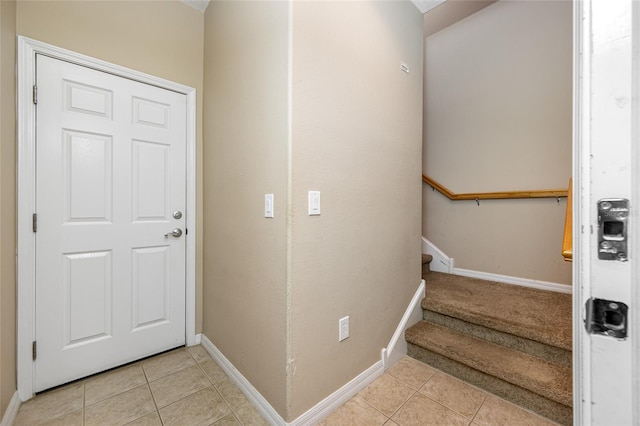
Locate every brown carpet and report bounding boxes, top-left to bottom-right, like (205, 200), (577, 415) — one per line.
(406, 321), (572, 407)
(423, 272), (572, 350)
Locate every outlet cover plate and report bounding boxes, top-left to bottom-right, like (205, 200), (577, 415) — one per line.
(339, 316), (349, 341)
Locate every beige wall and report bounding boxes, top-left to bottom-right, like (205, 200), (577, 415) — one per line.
(202, 0), (290, 415)
(16, 0), (205, 330)
(423, 0), (572, 284)
(0, 0), (17, 419)
(203, 0), (423, 421)
(289, 0), (423, 418)
(8, 0), (423, 420)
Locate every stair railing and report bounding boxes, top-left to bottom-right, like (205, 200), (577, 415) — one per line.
(422, 175), (569, 203)
(423, 174), (572, 260)
(561, 178), (572, 261)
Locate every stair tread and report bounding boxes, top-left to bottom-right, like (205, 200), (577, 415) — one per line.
(422, 254), (433, 264)
(406, 320), (572, 407)
(423, 272), (572, 350)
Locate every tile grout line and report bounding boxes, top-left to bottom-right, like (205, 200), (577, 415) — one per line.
(388, 364), (486, 425)
(411, 364), (502, 425)
(140, 358), (164, 425)
(468, 393), (489, 425)
(151, 349), (218, 425)
(384, 367), (437, 421)
(210, 380), (243, 425)
(416, 379), (487, 423)
(82, 382), (86, 426)
(420, 363), (562, 425)
(344, 394), (392, 425)
(356, 365), (440, 423)
(393, 386), (419, 421)
(356, 377), (416, 423)
(190, 348), (243, 425)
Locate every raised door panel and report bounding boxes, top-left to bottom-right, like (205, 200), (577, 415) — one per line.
(62, 251), (112, 347)
(133, 97), (170, 129)
(132, 246), (169, 330)
(132, 140), (169, 222)
(63, 130), (113, 223)
(64, 79), (113, 119)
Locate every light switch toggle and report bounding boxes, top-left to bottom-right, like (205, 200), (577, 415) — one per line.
(265, 194), (274, 218)
(308, 191), (321, 215)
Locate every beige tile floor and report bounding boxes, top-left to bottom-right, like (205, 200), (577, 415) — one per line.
(319, 356), (558, 426)
(15, 347), (557, 426)
(14, 345), (268, 426)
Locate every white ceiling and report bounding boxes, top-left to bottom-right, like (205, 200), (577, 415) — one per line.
(178, 0), (495, 38)
(423, 0), (496, 37)
(180, 0), (209, 12)
(412, 0), (447, 14)
(180, 0), (443, 15)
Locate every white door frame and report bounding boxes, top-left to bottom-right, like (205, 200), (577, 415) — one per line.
(16, 36), (197, 401)
(574, 0), (640, 424)
(572, 1), (586, 423)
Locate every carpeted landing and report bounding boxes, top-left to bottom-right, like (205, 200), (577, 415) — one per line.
(406, 264), (572, 425)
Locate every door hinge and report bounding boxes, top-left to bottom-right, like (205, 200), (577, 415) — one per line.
(32, 213), (37, 233)
(32, 341), (37, 361)
(33, 85), (38, 105)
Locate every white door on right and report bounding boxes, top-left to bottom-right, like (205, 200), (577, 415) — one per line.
(575, 1), (639, 424)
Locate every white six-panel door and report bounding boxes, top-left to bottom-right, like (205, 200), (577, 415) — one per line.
(34, 54), (187, 391)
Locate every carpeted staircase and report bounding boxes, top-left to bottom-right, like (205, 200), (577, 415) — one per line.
(406, 255), (572, 425)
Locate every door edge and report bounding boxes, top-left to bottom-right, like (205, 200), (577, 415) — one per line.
(572, 0), (586, 423)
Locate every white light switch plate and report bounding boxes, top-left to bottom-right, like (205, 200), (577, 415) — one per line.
(308, 191), (321, 215)
(265, 194), (274, 218)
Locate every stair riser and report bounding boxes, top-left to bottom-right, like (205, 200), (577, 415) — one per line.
(423, 310), (572, 367)
(422, 254), (432, 275)
(421, 272), (572, 351)
(407, 343), (572, 426)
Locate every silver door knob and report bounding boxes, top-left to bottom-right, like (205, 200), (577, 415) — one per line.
(164, 228), (183, 238)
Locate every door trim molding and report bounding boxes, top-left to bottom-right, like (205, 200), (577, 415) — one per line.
(16, 36), (198, 401)
(572, 0), (586, 422)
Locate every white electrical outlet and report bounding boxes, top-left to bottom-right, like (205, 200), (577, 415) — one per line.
(339, 316), (350, 341)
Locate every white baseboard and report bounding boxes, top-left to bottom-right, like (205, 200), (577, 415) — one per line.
(452, 267), (572, 294)
(422, 237), (454, 273)
(288, 360), (383, 425)
(0, 392), (21, 426)
(382, 280), (425, 369)
(199, 282), (428, 424)
(200, 335), (285, 425)
(200, 335), (384, 425)
(422, 237), (571, 294)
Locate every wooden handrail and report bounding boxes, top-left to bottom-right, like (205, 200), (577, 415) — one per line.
(422, 175), (569, 201)
(562, 178), (572, 261)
